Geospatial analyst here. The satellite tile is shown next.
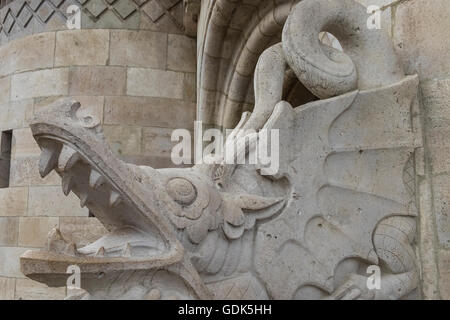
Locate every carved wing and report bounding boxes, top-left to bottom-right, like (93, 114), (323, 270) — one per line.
(254, 75), (420, 299)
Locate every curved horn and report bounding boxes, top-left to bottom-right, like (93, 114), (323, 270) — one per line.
(282, 0), (404, 99)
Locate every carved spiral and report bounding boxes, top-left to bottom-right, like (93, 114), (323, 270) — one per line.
(166, 178), (197, 206)
(282, 0), (404, 99)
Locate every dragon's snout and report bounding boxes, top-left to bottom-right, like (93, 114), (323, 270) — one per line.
(20, 98), (212, 299)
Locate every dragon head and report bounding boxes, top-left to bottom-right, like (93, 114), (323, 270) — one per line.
(20, 99), (287, 299)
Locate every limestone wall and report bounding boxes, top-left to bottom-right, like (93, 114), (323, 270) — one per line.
(347, 0), (450, 300)
(0, 0), (196, 299)
(0, 0), (448, 300)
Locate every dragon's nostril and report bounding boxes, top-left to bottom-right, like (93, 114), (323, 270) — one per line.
(166, 178), (197, 205)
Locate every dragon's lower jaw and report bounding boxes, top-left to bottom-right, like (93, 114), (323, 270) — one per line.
(20, 99), (186, 291)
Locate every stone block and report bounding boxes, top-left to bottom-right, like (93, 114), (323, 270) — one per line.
(0, 187), (28, 217)
(34, 96), (104, 125)
(110, 30), (167, 68)
(11, 128), (40, 158)
(167, 34), (197, 72)
(0, 99), (33, 130)
(15, 278), (65, 300)
(59, 217), (107, 247)
(102, 125), (142, 156)
(0, 76), (10, 105)
(432, 174), (450, 248)
(421, 78), (450, 129)
(104, 96), (195, 128)
(11, 68), (69, 101)
(142, 126), (176, 157)
(28, 186), (88, 217)
(439, 249), (450, 299)
(9, 156), (60, 187)
(127, 67), (184, 99)
(0, 32), (55, 77)
(18, 217), (59, 247)
(426, 127), (450, 175)
(0, 247), (30, 278)
(393, 0), (450, 79)
(55, 29), (110, 67)
(0, 217), (19, 246)
(0, 276), (15, 300)
(184, 72), (197, 102)
(81, 6), (140, 30)
(69, 66), (126, 96)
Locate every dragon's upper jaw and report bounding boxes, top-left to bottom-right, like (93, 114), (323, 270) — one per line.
(20, 99), (185, 288)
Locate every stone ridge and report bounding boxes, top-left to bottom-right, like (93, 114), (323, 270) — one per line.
(0, 0), (184, 44)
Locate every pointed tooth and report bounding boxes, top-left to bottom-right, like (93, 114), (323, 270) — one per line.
(109, 191), (122, 207)
(89, 169), (105, 189)
(123, 243), (131, 257)
(61, 174), (74, 196)
(58, 145), (80, 172)
(80, 193), (89, 208)
(46, 228), (67, 252)
(39, 145), (60, 178)
(95, 247), (105, 257)
(65, 243), (77, 256)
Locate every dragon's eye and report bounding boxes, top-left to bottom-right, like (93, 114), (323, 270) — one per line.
(166, 178), (197, 205)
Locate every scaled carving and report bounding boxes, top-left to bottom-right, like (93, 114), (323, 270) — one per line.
(21, 0), (422, 300)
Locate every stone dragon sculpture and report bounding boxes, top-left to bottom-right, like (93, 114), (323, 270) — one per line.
(20, 0), (422, 300)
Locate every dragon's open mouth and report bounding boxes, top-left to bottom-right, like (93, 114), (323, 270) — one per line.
(20, 99), (187, 290)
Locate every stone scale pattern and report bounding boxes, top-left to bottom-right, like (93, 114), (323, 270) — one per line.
(0, 0), (184, 43)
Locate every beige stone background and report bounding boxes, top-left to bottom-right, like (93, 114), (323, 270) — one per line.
(0, 0), (448, 299)
(0, 0), (196, 299)
(355, 0), (450, 300)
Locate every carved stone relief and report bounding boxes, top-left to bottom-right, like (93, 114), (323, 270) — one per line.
(20, 0), (422, 300)
(0, 0), (186, 44)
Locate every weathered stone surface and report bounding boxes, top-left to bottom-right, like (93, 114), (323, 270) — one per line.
(0, 76), (10, 105)
(183, 72), (197, 103)
(142, 127), (176, 157)
(69, 66), (126, 96)
(0, 217), (19, 246)
(34, 96), (104, 126)
(28, 186), (88, 217)
(421, 78), (450, 129)
(167, 34), (197, 72)
(0, 32), (55, 77)
(0, 277), (15, 300)
(55, 30), (110, 67)
(104, 96), (195, 128)
(11, 69), (69, 101)
(439, 249), (450, 299)
(127, 67), (184, 99)
(110, 30), (167, 68)
(103, 125), (142, 156)
(15, 279), (65, 300)
(393, 0), (450, 80)
(140, 0), (184, 34)
(0, 187), (28, 217)
(426, 127), (450, 175)
(9, 156), (61, 187)
(12, 128), (41, 158)
(59, 217), (107, 247)
(81, 4), (140, 30)
(0, 247), (30, 277)
(0, 100), (33, 131)
(18, 217), (59, 247)
(432, 175), (450, 248)
(4, 0), (441, 301)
